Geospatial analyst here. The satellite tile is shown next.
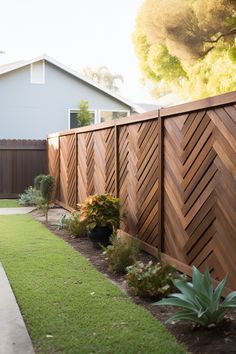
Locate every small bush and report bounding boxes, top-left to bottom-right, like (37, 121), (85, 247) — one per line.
(104, 233), (139, 275)
(66, 212), (87, 237)
(40, 175), (54, 201)
(126, 261), (174, 299)
(34, 174), (46, 190)
(40, 175), (54, 222)
(19, 187), (44, 206)
(155, 266), (236, 327)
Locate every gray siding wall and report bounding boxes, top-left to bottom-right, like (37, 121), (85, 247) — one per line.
(0, 62), (131, 139)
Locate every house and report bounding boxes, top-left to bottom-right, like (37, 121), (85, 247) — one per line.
(0, 55), (145, 139)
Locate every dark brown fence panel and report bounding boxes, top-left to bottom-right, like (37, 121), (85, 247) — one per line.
(47, 91), (236, 291)
(0, 140), (47, 198)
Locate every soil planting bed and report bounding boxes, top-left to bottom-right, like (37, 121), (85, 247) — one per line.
(31, 208), (236, 354)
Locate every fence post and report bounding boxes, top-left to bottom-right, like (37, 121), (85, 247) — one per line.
(158, 109), (164, 252)
(75, 132), (78, 206)
(114, 122), (119, 198)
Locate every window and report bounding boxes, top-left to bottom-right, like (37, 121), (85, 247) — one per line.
(30, 60), (45, 84)
(99, 110), (129, 123)
(69, 109), (96, 129)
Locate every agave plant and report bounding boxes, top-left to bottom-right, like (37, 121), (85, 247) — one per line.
(154, 266), (236, 327)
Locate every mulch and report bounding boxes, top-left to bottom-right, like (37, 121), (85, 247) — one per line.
(31, 208), (236, 354)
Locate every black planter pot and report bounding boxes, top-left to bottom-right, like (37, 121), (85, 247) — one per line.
(88, 225), (113, 248)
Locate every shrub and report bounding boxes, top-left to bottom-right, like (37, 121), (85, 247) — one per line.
(126, 261), (174, 299)
(19, 186), (44, 207)
(66, 212), (87, 237)
(40, 175), (54, 222)
(154, 266), (236, 327)
(78, 194), (121, 231)
(104, 233), (139, 275)
(34, 174), (46, 190)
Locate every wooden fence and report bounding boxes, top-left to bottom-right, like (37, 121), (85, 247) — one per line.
(48, 91), (236, 291)
(0, 140), (47, 198)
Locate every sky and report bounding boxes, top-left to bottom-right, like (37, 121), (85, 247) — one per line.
(0, 0), (160, 103)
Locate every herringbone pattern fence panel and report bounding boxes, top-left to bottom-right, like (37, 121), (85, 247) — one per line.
(48, 136), (60, 199)
(137, 120), (159, 246)
(77, 133), (87, 203)
(163, 104), (236, 289)
(105, 128), (116, 195)
(77, 128), (115, 204)
(59, 134), (76, 208)
(119, 124), (139, 235)
(118, 120), (159, 246)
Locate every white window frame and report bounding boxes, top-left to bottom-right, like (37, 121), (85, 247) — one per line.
(98, 109), (130, 123)
(30, 60), (45, 84)
(68, 108), (97, 129)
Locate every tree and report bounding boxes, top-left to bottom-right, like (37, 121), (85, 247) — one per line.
(133, 0), (236, 99)
(83, 66), (124, 92)
(40, 175), (54, 223)
(76, 100), (93, 127)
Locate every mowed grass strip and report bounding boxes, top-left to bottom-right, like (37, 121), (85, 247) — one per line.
(0, 199), (21, 208)
(0, 215), (186, 354)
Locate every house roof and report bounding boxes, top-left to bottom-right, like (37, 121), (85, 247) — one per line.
(0, 54), (145, 113)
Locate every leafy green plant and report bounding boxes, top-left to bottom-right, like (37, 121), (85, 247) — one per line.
(66, 211), (87, 237)
(34, 174), (46, 190)
(19, 186), (43, 207)
(53, 214), (68, 230)
(154, 266), (236, 327)
(126, 261), (174, 299)
(78, 194), (121, 231)
(76, 100), (94, 127)
(103, 233), (139, 275)
(40, 175), (54, 223)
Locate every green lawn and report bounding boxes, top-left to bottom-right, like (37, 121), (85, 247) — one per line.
(0, 215), (186, 354)
(0, 199), (20, 208)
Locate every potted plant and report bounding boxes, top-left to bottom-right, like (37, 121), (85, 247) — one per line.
(77, 194), (121, 248)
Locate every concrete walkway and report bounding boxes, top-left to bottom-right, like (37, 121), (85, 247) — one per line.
(0, 207), (35, 215)
(0, 263), (35, 354)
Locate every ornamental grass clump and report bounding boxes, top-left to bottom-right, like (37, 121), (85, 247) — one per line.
(104, 233), (139, 275)
(126, 261), (174, 299)
(155, 266), (236, 327)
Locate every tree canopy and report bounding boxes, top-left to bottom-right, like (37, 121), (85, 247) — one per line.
(133, 0), (236, 99)
(76, 100), (93, 127)
(83, 66), (124, 92)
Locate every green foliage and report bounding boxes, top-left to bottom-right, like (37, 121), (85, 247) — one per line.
(66, 211), (87, 237)
(155, 266), (236, 327)
(76, 100), (94, 127)
(78, 194), (121, 231)
(133, 0), (236, 99)
(40, 175), (54, 202)
(104, 233), (139, 275)
(53, 213), (68, 230)
(34, 174), (45, 190)
(19, 186), (44, 207)
(40, 175), (55, 222)
(126, 261), (175, 299)
(83, 66), (124, 92)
